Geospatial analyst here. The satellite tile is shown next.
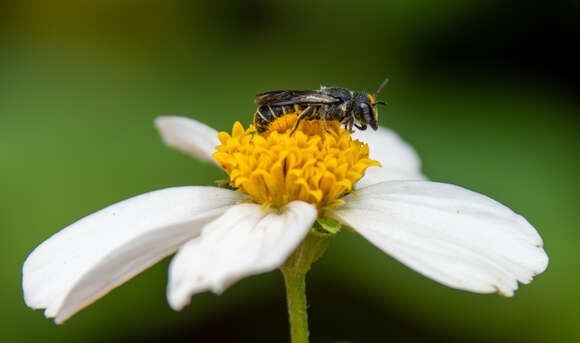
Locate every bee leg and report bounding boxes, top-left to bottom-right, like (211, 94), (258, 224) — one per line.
(321, 116), (336, 136)
(346, 118), (354, 132)
(340, 117), (351, 132)
(290, 106), (313, 135)
(339, 117), (348, 130)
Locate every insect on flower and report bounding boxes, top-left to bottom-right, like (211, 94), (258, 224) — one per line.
(253, 78), (390, 134)
(22, 85), (548, 327)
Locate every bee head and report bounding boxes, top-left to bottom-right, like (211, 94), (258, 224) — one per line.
(355, 77), (389, 131)
(353, 92), (378, 130)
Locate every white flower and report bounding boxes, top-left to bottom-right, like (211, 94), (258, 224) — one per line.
(22, 116), (548, 324)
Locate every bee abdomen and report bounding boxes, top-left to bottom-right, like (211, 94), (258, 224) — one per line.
(253, 104), (323, 133)
(253, 105), (275, 133)
(253, 112), (268, 133)
(254, 105), (296, 132)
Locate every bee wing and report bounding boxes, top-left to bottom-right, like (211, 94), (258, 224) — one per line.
(254, 90), (340, 105)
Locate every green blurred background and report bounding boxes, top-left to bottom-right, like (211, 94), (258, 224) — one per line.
(2, 1), (579, 342)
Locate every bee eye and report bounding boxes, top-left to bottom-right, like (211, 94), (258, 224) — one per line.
(358, 103), (372, 121)
(358, 103), (368, 113)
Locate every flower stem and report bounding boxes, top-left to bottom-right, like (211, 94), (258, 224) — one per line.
(282, 266), (309, 343)
(280, 232), (331, 343)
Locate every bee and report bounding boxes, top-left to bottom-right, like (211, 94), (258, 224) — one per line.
(253, 78), (389, 134)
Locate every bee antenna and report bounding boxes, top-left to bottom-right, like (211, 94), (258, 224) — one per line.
(372, 77), (390, 99)
(374, 101), (388, 106)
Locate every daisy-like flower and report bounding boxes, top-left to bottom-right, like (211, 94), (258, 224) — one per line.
(22, 114), (548, 326)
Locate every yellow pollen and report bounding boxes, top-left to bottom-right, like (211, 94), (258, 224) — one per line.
(212, 113), (381, 210)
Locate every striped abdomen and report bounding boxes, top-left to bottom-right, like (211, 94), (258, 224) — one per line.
(254, 104), (323, 133)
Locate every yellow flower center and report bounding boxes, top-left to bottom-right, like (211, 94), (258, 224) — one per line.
(212, 113), (380, 210)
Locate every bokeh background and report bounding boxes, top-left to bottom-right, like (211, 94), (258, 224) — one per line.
(2, 1), (579, 342)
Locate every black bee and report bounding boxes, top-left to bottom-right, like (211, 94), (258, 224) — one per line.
(253, 78), (389, 134)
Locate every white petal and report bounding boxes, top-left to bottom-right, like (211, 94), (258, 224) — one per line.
(331, 181), (548, 296)
(155, 116), (220, 165)
(22, 186), (243, 323)
(352, 126), (426, 188)
(168, 201), (317, 310)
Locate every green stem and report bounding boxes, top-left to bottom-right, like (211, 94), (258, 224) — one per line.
(280, 232), (331, 343)
(282, 266), (309, 343)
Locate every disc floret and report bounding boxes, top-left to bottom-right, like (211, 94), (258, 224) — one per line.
(213, 114), (381, 210)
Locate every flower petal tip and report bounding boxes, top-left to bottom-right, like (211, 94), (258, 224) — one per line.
(154, 116), (220, 164)
(167, 289), (189, 312)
